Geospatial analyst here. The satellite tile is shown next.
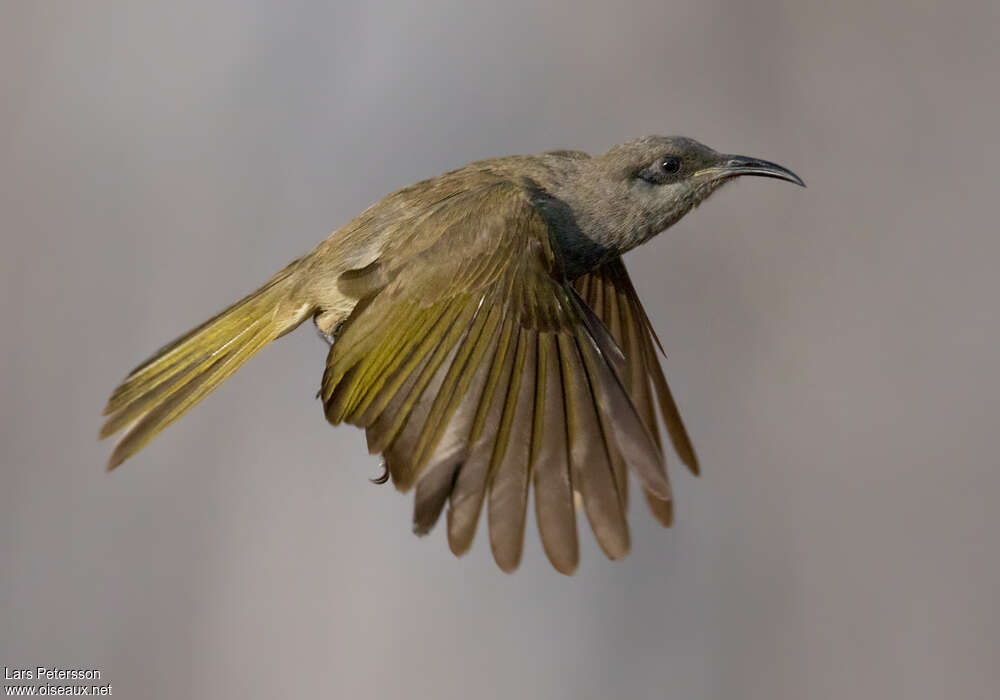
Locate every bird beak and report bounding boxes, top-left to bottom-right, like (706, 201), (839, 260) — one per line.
(708, 155), (806, 187)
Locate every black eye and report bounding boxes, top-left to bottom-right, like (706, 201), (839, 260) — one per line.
(637, 156), (683, 184)
(661, 157), (681, 174)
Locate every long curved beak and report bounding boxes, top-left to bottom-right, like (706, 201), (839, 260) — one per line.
(713, 155), (806, 187)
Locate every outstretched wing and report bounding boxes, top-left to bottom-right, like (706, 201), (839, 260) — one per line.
(574, 258), (699, 528)
(320, 177), (668, 574)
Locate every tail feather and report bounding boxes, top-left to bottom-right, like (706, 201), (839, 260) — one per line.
(101, 260), (313, 470)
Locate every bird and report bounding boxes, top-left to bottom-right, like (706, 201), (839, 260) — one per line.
(101, 135), (803, 574)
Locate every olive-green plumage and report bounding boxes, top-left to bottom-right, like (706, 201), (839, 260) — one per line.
(101, 135), (803, 573)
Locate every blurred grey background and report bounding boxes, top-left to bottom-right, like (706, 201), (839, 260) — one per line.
(2, 1), (998, 698)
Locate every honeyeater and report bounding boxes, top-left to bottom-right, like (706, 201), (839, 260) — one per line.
(101, 136), (804, 573)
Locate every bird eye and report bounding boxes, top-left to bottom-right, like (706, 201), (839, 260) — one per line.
(637, 156), (683, 184)
(661, 157), (681, 174)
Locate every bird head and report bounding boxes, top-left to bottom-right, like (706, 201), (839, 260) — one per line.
(597, 135), (804, 243)
(550, 136), (804, 270)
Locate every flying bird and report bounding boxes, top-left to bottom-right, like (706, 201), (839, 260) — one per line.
(101, 136), (804, 573)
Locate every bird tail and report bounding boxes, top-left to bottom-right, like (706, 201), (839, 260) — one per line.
(100, 259), (314, 470)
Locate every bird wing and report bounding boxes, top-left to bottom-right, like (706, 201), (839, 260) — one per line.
(320, 177), (668, 574)
(573, 258), (700, 528)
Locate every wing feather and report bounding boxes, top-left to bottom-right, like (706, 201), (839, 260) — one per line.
(320, 179), (673, 572)
(487, 329), (537, 572)
(447, 316), (518, 556)
(532, 332), (578, 573)
(412, 306), (503, 535)
(557, 332), (630, 559)
(574, 257), (698, 527)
